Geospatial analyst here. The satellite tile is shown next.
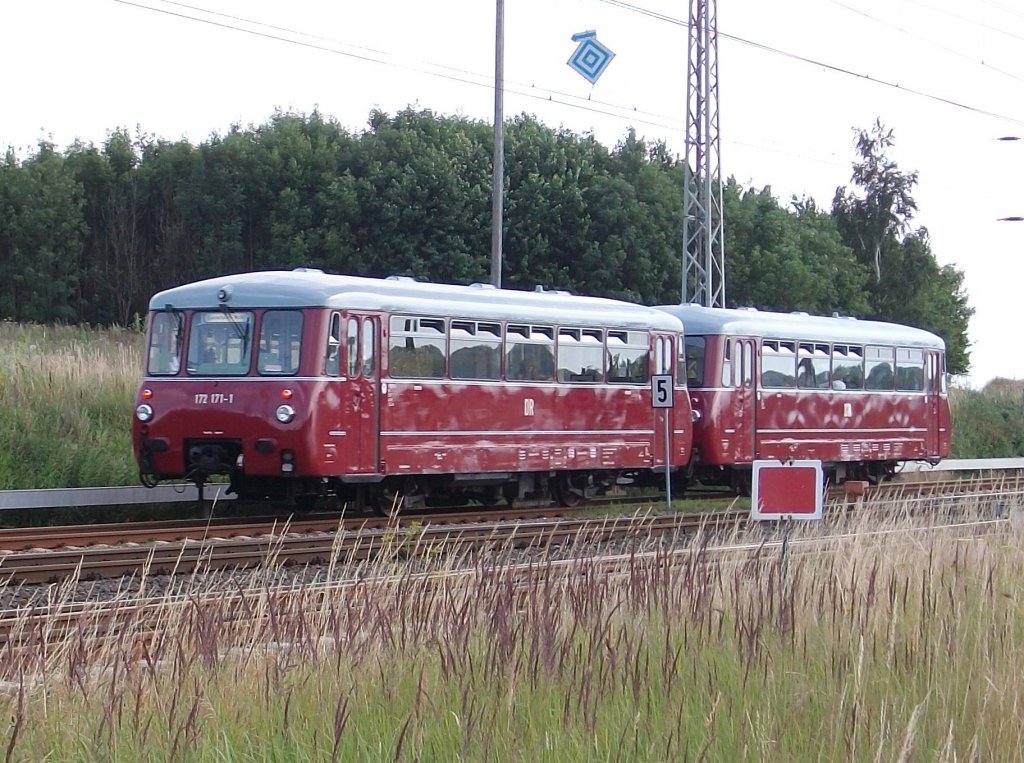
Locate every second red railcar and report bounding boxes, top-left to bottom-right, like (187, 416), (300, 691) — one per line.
(657, 304), (951, 489)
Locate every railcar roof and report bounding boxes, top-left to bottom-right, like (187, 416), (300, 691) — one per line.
(657, 304), (945, 349)
(151, 270), (684, 332)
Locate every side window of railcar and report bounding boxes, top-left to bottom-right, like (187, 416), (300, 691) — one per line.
(831, 345), (863, 390)
(450, 321), (502, 380)
(258, 310), (302, 375)
(389, 316), (445, 378)
(720, 340), (745, 387)
(507, 325), (555, 382)
(187, 311), (254, 376)
(741, 341), (753, 388)
(760, 340), (796, 388)
(865, 346), (895, 390)
(557, 328), (604, 383)
(325, 313), (341, 376)
(928, 352), (948, 394)
(346, 318), (359, 377)
(683, 336), (705, 387)
(797, 343), (831, 389)
(655, 335), (673, 376)
(896, 348), (925, 391)
(607, 330), (649, 384)
(362, 319), (377, 378)
(147, 311), (184, 375)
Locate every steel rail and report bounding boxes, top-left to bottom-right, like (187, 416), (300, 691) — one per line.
(0, 510), (746, 585)
(0, 512), (1009, 658)
(0, 474), (1016, 555)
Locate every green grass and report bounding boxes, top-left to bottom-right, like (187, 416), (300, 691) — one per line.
(0, 321), (141, 489)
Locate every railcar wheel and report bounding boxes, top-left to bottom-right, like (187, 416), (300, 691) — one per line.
(294, 494), (320, 512)
(554, 473), (587, 507)
(731, 469), (752, 497)
(373, 479), (422, 518)
(374, 489), (405, 519)
(473, 487), (503, 508)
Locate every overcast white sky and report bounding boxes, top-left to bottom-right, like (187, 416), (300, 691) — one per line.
(4, 0), (1023, 387)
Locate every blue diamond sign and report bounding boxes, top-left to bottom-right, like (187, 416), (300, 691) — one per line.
(567, 30), (615, 85)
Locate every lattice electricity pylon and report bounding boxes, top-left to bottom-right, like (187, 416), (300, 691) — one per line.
(681, 0), (725, 307)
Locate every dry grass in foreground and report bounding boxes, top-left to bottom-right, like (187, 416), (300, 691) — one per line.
(0, 500), (1022, 761)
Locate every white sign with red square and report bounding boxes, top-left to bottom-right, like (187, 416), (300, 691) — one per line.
(751, 460), (824, 521)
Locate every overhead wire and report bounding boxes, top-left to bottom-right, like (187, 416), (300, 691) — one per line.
(115, 0), (868, 181)
(110, 0), (1024, 189)
(911, 0), (1024, 42)
(113, 0), (684, 135)
(595, 0), (1024, 127)
(825, 0), (1024, 85)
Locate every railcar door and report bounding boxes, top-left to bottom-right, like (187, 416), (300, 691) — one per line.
(730, 338), (757, 462)
(925, 351), (941, 455)
(342, 314), (381, 474)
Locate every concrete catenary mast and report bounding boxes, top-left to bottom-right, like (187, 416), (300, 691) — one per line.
(682, 0), (725, 307)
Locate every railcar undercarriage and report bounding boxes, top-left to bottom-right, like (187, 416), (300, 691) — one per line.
(693, 459), (901, 497)
(197, 466), (674, 515)
(140, 434), (683, 514)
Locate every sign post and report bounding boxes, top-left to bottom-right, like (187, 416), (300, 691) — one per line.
(651, 374), (674, 508)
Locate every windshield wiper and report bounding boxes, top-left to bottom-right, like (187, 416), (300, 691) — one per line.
(220, 305), (249, 344)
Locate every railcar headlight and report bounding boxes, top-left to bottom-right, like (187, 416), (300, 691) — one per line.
(135, 403), (153, 422)
(275, 404), (296, 423)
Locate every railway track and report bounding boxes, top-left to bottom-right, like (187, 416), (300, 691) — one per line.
(0, 505), (1011, 660)
(0, 509), (745, 585)
(0, 472), (1018, 587)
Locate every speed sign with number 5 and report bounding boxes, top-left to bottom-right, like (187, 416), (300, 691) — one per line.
(651, 374), (674, 408)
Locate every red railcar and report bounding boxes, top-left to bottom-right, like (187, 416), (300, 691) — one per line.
(133, 270), (692, 511)
(656, 305), (951, 489)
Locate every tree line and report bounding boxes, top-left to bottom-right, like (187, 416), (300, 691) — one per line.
(0, 108), (971, 373)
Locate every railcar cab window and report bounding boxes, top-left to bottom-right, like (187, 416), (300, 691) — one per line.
(607, 331), (649, 384)
(896, 348), (925, 391)
(258, 310), (302, 375)
(865, 346), (896, 390)
(389, 316), (445, 378)
(187, 311), (254, 376)
(507, 325), (555, 382)
(147, 310), (184, 375)
(760, 340), (797, 388)
(450, 320), (502, 380)
(557, 328), (604, 382)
